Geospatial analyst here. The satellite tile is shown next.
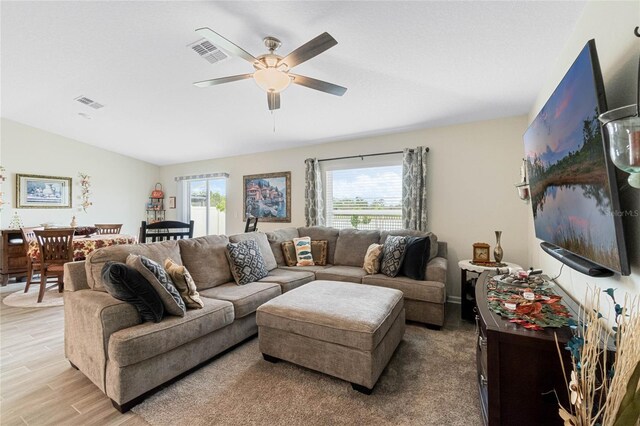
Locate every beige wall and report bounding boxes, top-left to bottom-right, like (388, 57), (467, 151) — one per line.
(160, 115), (531, 301)
(527, 0), (640, 312)
(0, 118), (160, 236)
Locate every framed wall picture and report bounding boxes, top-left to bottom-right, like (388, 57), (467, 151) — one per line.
(243, 171), (291, 222)
(16, 174), (72, 208)
(168, 196), (176, 209)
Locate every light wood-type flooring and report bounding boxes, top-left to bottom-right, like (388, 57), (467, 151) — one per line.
(0, 281), (147, 426)
(1, 279), (467, 426)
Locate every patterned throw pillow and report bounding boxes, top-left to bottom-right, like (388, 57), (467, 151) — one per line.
(363, 243), (383, 275)
(101, 261), (165, 322)
(227, 239), (269, 285)
(293, 236), (314, 266)
(126, 254), (186, 316)
(164, 258), (204, 309)
(281, 240), (328, 267)
(380, 236), (408, 277)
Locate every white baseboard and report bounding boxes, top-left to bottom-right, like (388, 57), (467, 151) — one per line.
(447, 295), (461, 304)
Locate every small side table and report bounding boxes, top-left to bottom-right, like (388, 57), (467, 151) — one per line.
(458, 260), (522, 322)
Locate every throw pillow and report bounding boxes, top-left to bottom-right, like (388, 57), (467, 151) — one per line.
(281, 241), (297, 267)
(380, 236), (408, 277)
(363, 243), (383, 275)
(293, 236), (314, 266)
(164, 258), (204, 309)
(311, 240), (328, 266)
(226, 239), (269, 285)
(400, 237), (430, 280)
(101, 261), (164, 323)
(126, 254), (186, 317)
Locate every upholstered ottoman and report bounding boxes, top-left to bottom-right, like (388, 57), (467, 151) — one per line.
(256, 280), (405, 394)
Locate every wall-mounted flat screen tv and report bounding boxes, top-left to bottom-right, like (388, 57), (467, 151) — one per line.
(523, 39), (629, 276)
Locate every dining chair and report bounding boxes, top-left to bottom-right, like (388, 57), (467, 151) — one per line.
(21, 226), (44, 293)
(33, 228), (75, 303)
(139, 220), (194, 243)
(95, 224), (123, 234)
(244, 217), (258, 232)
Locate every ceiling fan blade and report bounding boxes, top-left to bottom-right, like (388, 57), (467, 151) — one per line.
(193, 74), (253, 88)
(267, 91), (281, 110)
(290, 74), (347, 96)
(277, 32), (337, 69)
(196, 27), (264, 69)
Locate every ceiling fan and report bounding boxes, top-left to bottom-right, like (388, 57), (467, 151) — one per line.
(193, 28), (347, 111)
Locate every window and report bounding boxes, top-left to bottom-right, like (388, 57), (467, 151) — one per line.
(186, 178), (226, 237)
(325, 164), (402, 230)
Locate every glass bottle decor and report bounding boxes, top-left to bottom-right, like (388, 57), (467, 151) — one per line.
(494, 231), (503, 263)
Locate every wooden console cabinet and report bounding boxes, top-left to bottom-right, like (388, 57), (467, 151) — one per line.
(0, 229), (28, 285)
(475, 271), (576, 426)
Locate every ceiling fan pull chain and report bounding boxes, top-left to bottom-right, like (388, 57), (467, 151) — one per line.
(272, 111), (276, 133)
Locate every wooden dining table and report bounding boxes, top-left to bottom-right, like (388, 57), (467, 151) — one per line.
(27, 233), (137, 262)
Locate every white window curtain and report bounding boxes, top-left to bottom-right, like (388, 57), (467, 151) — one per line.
(402, 146), (428, 231)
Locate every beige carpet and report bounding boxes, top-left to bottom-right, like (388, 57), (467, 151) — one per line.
(2, 284), (64, 308)
(132, 322), (482, 426)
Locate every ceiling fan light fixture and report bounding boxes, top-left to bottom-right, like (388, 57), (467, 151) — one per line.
(253, 68), (291, 93)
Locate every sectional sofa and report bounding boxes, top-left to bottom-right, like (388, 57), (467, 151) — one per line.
(63, 226), (447, 411)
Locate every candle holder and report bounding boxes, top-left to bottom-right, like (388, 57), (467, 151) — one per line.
(598, 57), (640, 188)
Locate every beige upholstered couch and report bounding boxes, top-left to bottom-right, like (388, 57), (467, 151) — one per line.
(63, 227), (447, 411)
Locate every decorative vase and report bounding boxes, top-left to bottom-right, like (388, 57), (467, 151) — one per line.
(494, 231), (503, 263)
(70, 215), (77, 227)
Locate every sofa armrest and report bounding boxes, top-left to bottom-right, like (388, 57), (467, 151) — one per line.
(64, 261), (90, 291)
(425, 256), (447, 284)
(64, 290), (141, 391)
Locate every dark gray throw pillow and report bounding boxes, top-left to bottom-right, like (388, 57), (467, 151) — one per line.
(380, 235), (408, 277)
(101, 261), (164, 323)
(126, 254), (186, 316)
(400, 236), (430, 280)
(227, 239), (268, 285)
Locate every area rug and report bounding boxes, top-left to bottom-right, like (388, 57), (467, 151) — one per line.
(2, 285), (64, 308)
(132, 323), (482, 426)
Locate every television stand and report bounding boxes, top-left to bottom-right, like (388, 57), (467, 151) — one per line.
(540, 242), (614, 277)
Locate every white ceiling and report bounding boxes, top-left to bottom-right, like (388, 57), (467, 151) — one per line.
(1, 1), (586, 166)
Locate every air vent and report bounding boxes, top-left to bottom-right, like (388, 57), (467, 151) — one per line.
(74, 96), (104, 109)
(188, 38), (228, 64)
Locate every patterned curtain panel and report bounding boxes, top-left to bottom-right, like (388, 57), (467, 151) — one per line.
(402, 146), (428, 231)
(304, 158), (325, 226)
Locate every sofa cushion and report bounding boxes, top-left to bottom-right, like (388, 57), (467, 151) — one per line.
(380, 230), (438, 261)
(259, 268), (315, 292)
(400, 237), (430, 280)
(101, 261), (164, 323)
(380, 236), (408, 277)
(178, 235), (233, 290)
(363, 243), (383, 275)
(108, 297), (234, 367)
(297, 226), (340, 264)
(199, 282), (281, 318)
(226, 240), (269, 285)
(315, 265), (369, 283)
(282, 240), (328, 267)
(333, 229), (380, 267)
(362, 274), (446, 304)
(256, 280), (404, 352)
(229, 232), (277, 271)
(126, 255), (186, 317)
(164, 258), (204, 309)
(85, 240), (182, 292)
(293, 236), (314, 266)
(265, 227), (300, 266)
(277, 265), (332, 273)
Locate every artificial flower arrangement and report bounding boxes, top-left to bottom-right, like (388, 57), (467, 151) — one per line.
(556, 288), (639, 426)
(78, 172), (92, 212)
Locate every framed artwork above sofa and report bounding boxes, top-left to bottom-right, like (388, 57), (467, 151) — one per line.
(243, 171), (291, 222)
